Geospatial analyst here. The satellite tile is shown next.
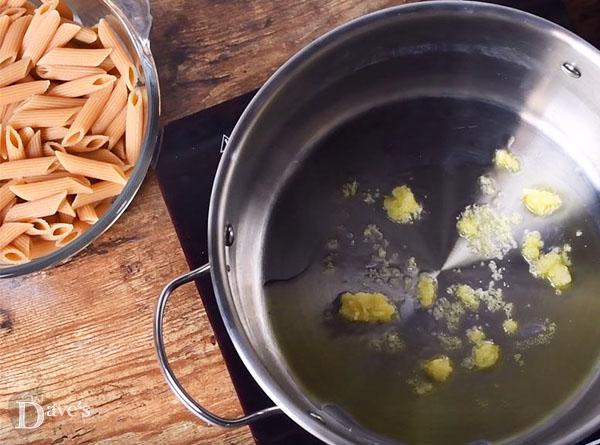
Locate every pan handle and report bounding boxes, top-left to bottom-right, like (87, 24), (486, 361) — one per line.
(153, 263), (282, 427)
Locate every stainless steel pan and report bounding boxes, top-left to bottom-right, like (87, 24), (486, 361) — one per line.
(155, 2), (600, 444)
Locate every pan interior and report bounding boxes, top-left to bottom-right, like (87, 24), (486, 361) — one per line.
(262, 95), (600, 445)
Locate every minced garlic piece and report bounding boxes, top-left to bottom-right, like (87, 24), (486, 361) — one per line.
(521, 231), (543, 262)
(503, 319), (518, 335)
(466, 326), (486, 345)
(522, 188), (562, 216)
(534, 247), (572, 289)
(423, 356), (453, 382)
(494, 149), (521, 172)
(473, 342), (500, 369)
(451, 284), (480, 311)
(416, 273), (437, 308)
(383, 185), (422, 224)
(338, 292), (396, 323)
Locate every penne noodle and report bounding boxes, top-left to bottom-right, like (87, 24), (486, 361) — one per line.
(38, 47), (111, 67)
(73, 26), (96, 44)
(58, 212), (73, 223)
(6, 0), (28, 7)
(55, 151), (126, 184)
(92, 76), (125, 134)
(125, 87), (143, 163)
(44, 22), (80, 52)
(62, 85), (111, 146)
(5, 124), (25, 160)
(21, 95), (86, 110)
(10, 175), (91, 200)
(24, 128), (41, 157)
(0, 57), (30, 87)
(0, 156), (57, 180)
(48, 0), (72, 20)
(9, 106), (80, 128)
(0, 221), (31, 249)
(71, 180), (123, 208)
(21, 0), (56, 48)
(112, 138), (126, 160)
(97, 19), (137, 90)
(17, 126), (33, 144)
(75, 204), (97, 223)
(94, 199), (112, 218)
(67, 135), (108, 152)
(15, 73), (33, 83)
(40, 125), (67, 140)
(54, 219), (87, 246)
(0, 243), (28, 263)
(42, 140), (64, 156)
(36, 64), (105, 81)
(23, 1), (36, 14)
(30, 237), (56, 258)
(24, 170), (88, 184)
(0, 7), (27, 20)
(0, 15), (31, 67)
(104, 105), (125, 149)
(0, 178), (18, 209)
(4, 190), (65, 221)
(25, 216), (50, 235)
(0, 122), (4, 159)
(48, 73), (115, 97)
(79, 148), (124, 167)
(0, 196), (16, 222)
(12, 232), (30, 256)
(97, 56), (114, 72)
(57, 196), (74, 216)
(0, 16), (10, 49)
(1, 101), (21, 126)
(0, 80), (50, 106)
(22, 10), (60, 64)
(40, 221), (71, 240)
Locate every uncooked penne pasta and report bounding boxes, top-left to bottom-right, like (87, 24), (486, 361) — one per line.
(4, 190), (65, 221)
(92, 76), (125, 134)
(0, 7), (27, 20)
(0, 244), (28, 263)
(48, 0), (72, 20)
(0, 16), (10, 49)
(55, 219), (87, 246)
(76, 204), (97, 223)
(55, 151), (126, 184)
(0, 196), (16, 222)
(67, 135), (108, 152)
(48, 73), (115, 97)
(0, 221), (31, 249)
(24, 128), (41, 157)
(125, 87), (143, 163)
(22, 0), (56, 48)
(57, 196), (74, 216)
(42, 140), (64, 156)
(97, 19), (137, 90)
(0, 15), (31, 67)
(30, 237), (57, 258)
(21, 95), (86, 110)
(38, 47), (111, 67)
(58, 212), (72, 223)
(98, 56), (114, 72)
(44, 22), (80, 52)
(112, 139), (125, 160)
(24, 170), (87, 184)
(6, 0), (28, 7)
(104, 105), (125, 149)
(17, 126), (33, 144)
(0, 57), (30, 87)
(9, 106), (80, 128)
(5, 124), (25, 160)
(25, 216), (50, 235)
(22, 10), (60, 64)
(36, 64), (105, 81)
(0, 80), (50, 106)
(79, 148), (124, 167)
(40, 221), (71, 240)
(73, 26), (96, 44)
(94, 199), (111, 218)
(10, 176), (91, 200)
(63, 85), (111, 146)
(0, 156), (57, 180)
(12, 232), (30, 256)
(0, 178), (18, 209)
(71, 180), (123, 208)
(40, 125), (67, 140)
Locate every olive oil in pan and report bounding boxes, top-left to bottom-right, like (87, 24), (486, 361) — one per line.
(263, 98), (600, 444)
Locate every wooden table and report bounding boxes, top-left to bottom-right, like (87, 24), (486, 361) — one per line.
(0, 1), (597, 444)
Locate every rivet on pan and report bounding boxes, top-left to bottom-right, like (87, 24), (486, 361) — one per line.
(224, 225), (235, 246)
(309, 412), (324, 423)
(561, 62), (581, 78)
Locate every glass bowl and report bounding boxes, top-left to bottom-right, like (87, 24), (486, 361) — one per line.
(0, 0), (161, 277)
